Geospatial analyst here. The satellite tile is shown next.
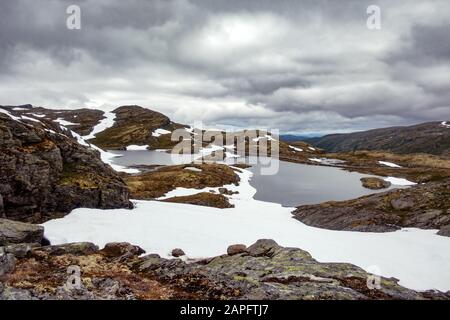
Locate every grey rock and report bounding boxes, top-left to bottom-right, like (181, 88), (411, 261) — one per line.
(247, 239), (279, 257)
(0, 219), (44, 245)
(2, 243), (41, 258)
(33, 242), (99, 256)
(437, 225), (450, 237)
(0, 286), (37, 300)
(0, 253), (16, 276)
(101, 242), (145, 259)
(171, 248), (185, 257)
(227, 244), (247, 256)
(391, 198), (415, 210)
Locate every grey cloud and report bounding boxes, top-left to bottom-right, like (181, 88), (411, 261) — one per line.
(0, 0), (449, 133)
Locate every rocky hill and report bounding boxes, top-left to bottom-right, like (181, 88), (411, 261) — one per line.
(89, 105), (187, 150)
(304, 122), (450, 155)
(0, 107), (131, 223)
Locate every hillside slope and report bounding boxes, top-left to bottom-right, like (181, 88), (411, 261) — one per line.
(305, 122), (450, 155)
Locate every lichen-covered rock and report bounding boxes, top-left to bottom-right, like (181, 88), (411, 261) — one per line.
(0, 110), (131, 223)
(136, 239), (435, 300)
(0, 219), (44, 245)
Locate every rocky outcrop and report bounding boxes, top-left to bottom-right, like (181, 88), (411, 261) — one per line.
(0, 111), (131, 223)
(1, 239), (449, 300)
(292, 179), (450, 235)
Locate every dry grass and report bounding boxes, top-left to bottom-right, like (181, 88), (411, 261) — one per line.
(162, 192), (234, 208)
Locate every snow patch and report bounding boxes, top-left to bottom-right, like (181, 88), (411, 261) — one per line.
(126, 145), (149, 151)
(289, 146), (303, 152)
(83, 111), (116, 140)
(184, 167), (202, 172)
(29, 113), (46, 118)
(20, 115), (41, 123)
(309, 158), (322, 163)
(379, 161), (402, 168)
(54, 118), (79, 126)
(441, 121), (450, 128)
(384, 177), (417, 186)
(0, 108), (21, 121)
(152, 128), (171, 137)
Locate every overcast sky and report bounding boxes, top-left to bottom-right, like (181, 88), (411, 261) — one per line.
(1, 0), (449, 134)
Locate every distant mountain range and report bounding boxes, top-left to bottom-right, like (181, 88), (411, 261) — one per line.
(303, 122), (450, 155)
(279, 134), (323, 142)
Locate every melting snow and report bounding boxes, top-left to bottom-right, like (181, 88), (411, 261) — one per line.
(441, 121), (450, 128)
(0, 108), (21, 121)
(54, 118), (79, 126)
(289, 146), (303, 152)
(309, 158), (322, 163)
(126, 145), (149, 151)
(20, 115), (41, 123)
(184, 167), (202, 172)
(83, 111), (116, 140)
(379, 161), (402, 168)
(29, 113), (46, 118)
(384, 177), (417, 186)
(152, 128), (172, 137)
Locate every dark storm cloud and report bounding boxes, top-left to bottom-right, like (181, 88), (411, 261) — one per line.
(0, 0), (449, 133)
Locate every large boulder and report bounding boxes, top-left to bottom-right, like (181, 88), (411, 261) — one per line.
(0, 219), (44, 245)
(0, 110), (131, 223)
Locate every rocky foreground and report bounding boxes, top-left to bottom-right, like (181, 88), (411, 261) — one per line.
(1, 221), (449, 300)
